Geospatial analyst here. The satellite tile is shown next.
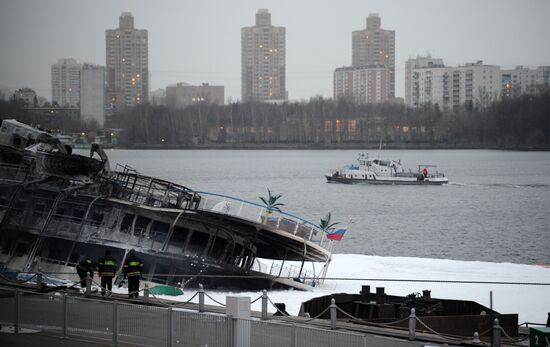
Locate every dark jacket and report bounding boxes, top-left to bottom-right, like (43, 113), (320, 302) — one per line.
(123, 253), (143, 277)
(76, 259), (95, 277)
(98, 256), (117, 277)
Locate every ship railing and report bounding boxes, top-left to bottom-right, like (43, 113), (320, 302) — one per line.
(267, 262), (315, 284)
(0, 162), (34, 183)
(252, 259), (318, 286)
(34, 256), (77, 268)
(106, 167), (196, 210)
(426, 171), (446, 178)
(194, 191), (330, 248)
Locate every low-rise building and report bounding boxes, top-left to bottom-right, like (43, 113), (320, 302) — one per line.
(407, 57), (550, 109)
(13, 88), (37, 106)
(166, 82), (224, 109)
(150, 88), (166, 106)
(501, 66), (550, 98)
(406, 57), (501, 110)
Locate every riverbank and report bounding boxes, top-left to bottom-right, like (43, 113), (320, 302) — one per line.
(109, 142), (550, 150)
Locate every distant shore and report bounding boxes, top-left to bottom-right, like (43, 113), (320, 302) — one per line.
(107, 142), (550, 151)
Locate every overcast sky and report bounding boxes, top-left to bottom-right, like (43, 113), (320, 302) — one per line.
(1, 0), (549, 102)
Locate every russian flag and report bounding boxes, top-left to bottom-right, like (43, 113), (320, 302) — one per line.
(327, 228), (346, 241)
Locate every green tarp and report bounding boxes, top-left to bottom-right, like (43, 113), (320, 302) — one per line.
(149, 285), (184, 296)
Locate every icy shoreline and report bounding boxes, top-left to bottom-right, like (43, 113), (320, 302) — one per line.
(143, 254), (550, 324)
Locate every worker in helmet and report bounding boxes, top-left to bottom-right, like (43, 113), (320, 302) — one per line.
(123, 249), (144, 299)
(98, 249), (117, 296)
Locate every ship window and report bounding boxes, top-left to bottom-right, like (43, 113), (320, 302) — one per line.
(150, 221), (170, 250)
(1, 239), (12, 255)
(187, 231), (210, 255)
(209, 237), (227, 260)
(92, 212), (104, 224)
(134, 216), (150, 236)
(33, 203), (46, 217)
(231, 244), (243, 265)
(120, 213), (134, 233)
(13, 201), (27, 211)
(72, 209), (85, 219)
(15, 242), (29, 257)
(167, 226), (188, 253)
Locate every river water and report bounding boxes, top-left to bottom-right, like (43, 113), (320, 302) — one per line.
(101, 149), (550, 265)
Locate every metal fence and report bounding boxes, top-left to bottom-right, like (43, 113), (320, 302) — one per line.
(0, 288), (371, 347)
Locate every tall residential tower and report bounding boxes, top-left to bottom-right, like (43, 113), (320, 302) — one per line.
(352, 13), (395, 98)
(51, 58), (82, 107)
(80, 64), (106, 127)
(241, 9), (286, 102)
(106, 12), (148, 110)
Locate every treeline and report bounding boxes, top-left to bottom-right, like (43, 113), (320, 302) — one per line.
(1, 92), (549, 149)
(0, 99), (98, 133)
(112, 93), (550, 149)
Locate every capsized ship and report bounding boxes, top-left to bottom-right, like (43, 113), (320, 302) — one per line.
(0, 119), (335, 290)
(326, 152), (448, 185)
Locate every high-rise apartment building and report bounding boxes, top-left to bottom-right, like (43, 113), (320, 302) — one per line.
(241, 9), (286, 102)
(334, 65), (390, 104)
(106, 12), (148, 110)
(80, 64), (106, 127)
(352, 14), (395, 98)
(405, 56), (446, 107)
(51, 58), (82, 107)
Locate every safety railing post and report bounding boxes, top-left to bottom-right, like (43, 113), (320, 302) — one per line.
(291, 323), (296, 347)
(62, 293), (68, 338)
(492, 318), (500, 347)
(330, 298), (337, 330)
(14, 290), (21, 334)
(199, 284), (205, 312)
(261, 290), (268, 320)
(85, 274), (92, 297)
(36, 268), (43, 289)
(167, 307), (173, 347)
(112, 301), (118, 346)
(408, 308), (416, 341)
(472, 331), (481, 344)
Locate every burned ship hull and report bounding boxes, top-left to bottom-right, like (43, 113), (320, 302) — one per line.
(0, 120), (333, 291)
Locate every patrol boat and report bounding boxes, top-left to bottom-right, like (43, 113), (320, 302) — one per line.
(0, 119), (335, 291)
(325, 152), (448, 185)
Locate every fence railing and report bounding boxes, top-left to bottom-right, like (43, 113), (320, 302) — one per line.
(0, 277), (517, 347)
(0, 287), (373, 347)
(195, 191), (330, 248)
